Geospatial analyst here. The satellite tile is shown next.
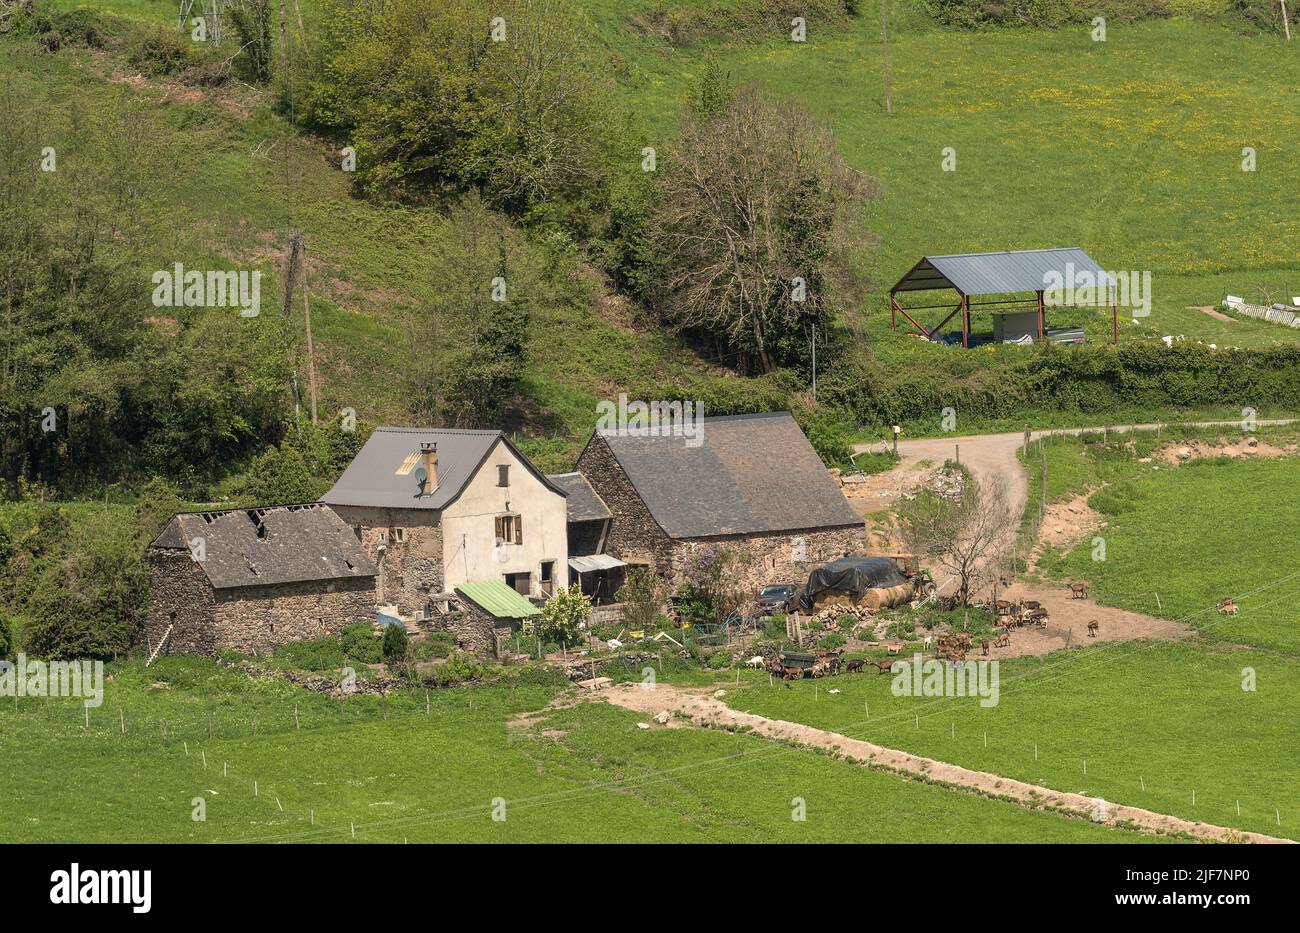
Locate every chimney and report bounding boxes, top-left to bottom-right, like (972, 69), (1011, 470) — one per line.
(420, 442), (439, 494)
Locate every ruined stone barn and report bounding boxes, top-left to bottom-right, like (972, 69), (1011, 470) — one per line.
(144, 503), (377, 658)
(575, 411), (867, 590)
(321, 427), (570, 614)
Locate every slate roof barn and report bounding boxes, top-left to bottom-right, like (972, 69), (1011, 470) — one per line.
(589, 411), (861, 539)
(144, 503), (378, 659)
(574, 410), (866, 588)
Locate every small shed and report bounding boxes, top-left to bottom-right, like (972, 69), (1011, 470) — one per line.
(888, 247), (1117, 347)
(452, 579), (541, 657)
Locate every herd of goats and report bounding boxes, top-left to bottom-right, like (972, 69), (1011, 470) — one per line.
(747, 587), (1110, 681)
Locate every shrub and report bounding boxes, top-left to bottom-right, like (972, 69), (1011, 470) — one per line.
(796, 406), (856, 468)
(430, 652), (487, 686)
(340, 621), (381, 664)
(382, 624), (409, 663)
(127, 25), (191, 76)
(536, 585), (591, 648)
(238, 445), (328, 507)
(706, 650), (731, 670)
(616, 567), (668, 634)
(885, 620), (917, 641)
(414, 631), (455, 660)
(819, 632), (847, 651)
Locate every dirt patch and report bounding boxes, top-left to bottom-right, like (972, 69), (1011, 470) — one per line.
(1190, 305), (1236, 322)
(1156, 436), (1296, 466)
(984, 582), (1189, 659)
(840, 461), (960, 520)
(600, 683), (1289, 844)
(1035, 489), (1104, 556)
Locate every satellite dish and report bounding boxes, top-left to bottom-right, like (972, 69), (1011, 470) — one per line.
(413, 466), (428, 493)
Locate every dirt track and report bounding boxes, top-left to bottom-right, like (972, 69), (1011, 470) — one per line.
(601, 682), (1292, 844)
(852, 420), (1297, 560)
(851, 419), (1298, 619)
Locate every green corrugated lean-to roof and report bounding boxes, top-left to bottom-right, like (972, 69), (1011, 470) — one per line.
(455, 580), (541, 619)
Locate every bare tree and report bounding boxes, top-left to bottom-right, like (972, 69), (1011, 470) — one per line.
(648, 83), (876, 374)
(897, 474), (1010, 607)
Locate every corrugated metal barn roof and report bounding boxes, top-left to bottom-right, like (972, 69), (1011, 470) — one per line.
(455, 580), (540, 619)
(891, 248), (1114, 296)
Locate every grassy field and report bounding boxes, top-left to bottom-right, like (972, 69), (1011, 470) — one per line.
(727, 640), (1300, 841)
(585, 4), (1300, 348)
(1052, 455), (1300, 656)
(0, 657), (1161, 843)
(1014, 423), (1300, 654)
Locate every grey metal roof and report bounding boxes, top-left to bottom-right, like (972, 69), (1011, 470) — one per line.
(890, 248), (1114, 296)
(150, 503), (376, 590)
(569, 554), (625, 574)
(546, 472), (611, 523)
(321, 427), (561, 510)
(592, 411), (862, 539)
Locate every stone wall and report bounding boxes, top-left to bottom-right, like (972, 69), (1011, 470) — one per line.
(431, 603), (513, 659)
(211, 577), (377, 656)
(668, 525), (867, 594)
(143, 550), (217, 657)
(329, 505), (443, 613)
(576, 436), (676, 573)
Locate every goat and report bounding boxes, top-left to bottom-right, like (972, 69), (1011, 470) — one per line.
(1069, 582), (1088, 599)
(746, 655), (766, 669)
(993, 631), (1011, 649)
(1087, 619), (1099, 637)
(845, 659), (865, 674)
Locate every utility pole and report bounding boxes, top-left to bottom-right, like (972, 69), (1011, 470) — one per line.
(880, 1), (893, 114)
(282, 233), (319, 424)
(810, 323), (817, 400)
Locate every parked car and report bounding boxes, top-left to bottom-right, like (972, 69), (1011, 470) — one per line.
(755, 584), (797, 615)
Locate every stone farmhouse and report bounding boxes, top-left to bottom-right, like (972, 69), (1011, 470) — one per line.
(143, 414), (861, 660)
(575, 411), (866, 591)
(144, 503), (377, 658)
(321, 427), (570, 615)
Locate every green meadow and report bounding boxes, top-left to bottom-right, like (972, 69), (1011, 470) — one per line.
(728, 641), (1299, 841)
(0, 658), (1157, 843)
(1056, 453), (1300, 656)
(584, 4), (1300, 346)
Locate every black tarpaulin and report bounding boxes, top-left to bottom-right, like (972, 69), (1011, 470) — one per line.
(799, 555), (906, 610)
